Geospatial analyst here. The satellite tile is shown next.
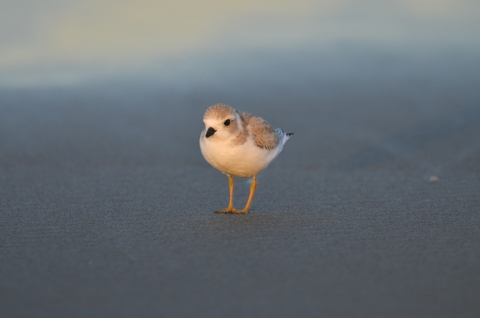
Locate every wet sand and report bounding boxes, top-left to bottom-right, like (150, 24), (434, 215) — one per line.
(1, 47), (480, 317)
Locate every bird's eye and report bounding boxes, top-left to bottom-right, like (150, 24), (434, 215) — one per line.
(224, 119), (231, 126)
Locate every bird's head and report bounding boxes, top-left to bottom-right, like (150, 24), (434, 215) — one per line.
(203, 104), (241, 140)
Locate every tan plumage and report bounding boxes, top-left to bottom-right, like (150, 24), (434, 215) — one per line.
(243, 113), (280, 150)
(203, 104), (234, 121)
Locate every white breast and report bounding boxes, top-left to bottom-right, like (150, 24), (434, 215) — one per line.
(200, 132), (279, 178)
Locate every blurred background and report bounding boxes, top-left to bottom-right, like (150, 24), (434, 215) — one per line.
(1, 0), (479, 87)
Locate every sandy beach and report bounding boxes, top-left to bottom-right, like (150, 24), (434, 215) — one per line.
(1, 46), (480, 317)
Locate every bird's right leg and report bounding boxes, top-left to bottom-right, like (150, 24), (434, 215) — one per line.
(215, 174), (235, 213)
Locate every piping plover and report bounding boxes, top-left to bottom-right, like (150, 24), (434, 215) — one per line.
(200, 103), (293, 214)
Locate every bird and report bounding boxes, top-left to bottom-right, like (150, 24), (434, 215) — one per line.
(199, 103), (293, 214)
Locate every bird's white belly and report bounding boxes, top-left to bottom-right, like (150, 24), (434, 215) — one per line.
(200, 136), (278, 178)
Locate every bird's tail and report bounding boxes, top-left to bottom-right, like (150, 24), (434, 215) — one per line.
(282, 132), (294, 145)
(274, 129), (294, 147)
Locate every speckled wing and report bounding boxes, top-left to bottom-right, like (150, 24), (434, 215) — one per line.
(240, 111), (280, 150)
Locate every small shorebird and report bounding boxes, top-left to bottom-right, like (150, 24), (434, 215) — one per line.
(199, 103), (293, 214)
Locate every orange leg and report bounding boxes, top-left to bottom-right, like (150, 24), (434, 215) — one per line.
(229, 176), (257, 214)
(215, 174), (235, 213)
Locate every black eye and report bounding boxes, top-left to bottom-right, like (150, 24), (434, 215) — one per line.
(224, 119), (231, 126)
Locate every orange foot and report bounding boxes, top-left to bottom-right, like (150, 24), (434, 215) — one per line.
(214, 207), (249, 214)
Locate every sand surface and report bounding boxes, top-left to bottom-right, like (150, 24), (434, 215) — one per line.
(1, 48), (480, 317)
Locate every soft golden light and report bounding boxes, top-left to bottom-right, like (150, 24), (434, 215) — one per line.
(0, 0), (478, 87)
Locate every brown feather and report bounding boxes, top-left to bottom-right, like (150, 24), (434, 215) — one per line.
(238, 111), (280, 150)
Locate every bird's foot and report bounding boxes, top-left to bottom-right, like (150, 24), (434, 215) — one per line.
(214, 207), (249, 214)
(215, 207), (233, 214)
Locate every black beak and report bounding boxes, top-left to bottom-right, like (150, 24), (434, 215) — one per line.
(205, 127), (216, 138)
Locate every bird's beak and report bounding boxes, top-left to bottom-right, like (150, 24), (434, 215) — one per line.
(205, 127), (216, 138)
